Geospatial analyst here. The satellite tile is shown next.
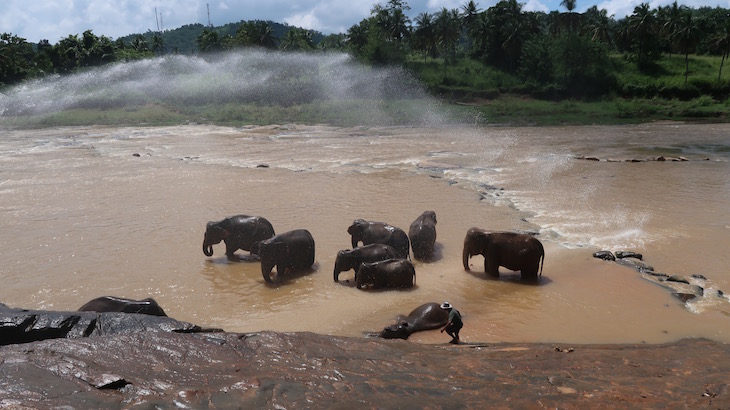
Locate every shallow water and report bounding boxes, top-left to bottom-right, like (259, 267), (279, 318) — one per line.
(1, 123), (728, 344)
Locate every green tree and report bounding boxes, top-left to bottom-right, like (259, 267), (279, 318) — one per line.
(672, 11), (700, 84)
(0, 33), (36, 85)
(584, 6), (613, 44)
(713, 14), (730, 80)
(280, 28), (315, 51)
(434, 8), (461, 63)
(196, 29), (223, 53)
(413, 12), (437, 61)
(628, 3), (659, 70)
(233, 21), (278, 49)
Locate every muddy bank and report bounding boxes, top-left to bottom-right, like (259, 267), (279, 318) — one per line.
(1, 328), (728, 408)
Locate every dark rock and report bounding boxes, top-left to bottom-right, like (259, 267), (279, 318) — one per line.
(593, 251), (615, 261)
(0, 304), (220, 346)
(691, 274), (707, 280)
(673, 293), (697, 303)
(615, 251), (643, 260)
(665, 275), (690, 284)
(132, 153), (141, 157)
(256, 163), (270, 168)
(615, 258), (654, 272)
(0, 332), (728, 408)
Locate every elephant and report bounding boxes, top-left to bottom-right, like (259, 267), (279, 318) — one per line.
(378, 302), (449, 339)
(255, 229), (316, 283)
(355, 258), (416, 289)
(347, 219), (410, 259)
(462, 227), (545, 281)
(78, 296), (167, 317)
(202, 215), (275, 260)
(333, 243), (400, 282)
(408, 211), (437, 261)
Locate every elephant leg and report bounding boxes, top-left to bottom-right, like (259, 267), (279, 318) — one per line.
(485, 257), (500, 277)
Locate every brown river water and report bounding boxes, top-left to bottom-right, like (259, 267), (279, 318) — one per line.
(1, 122), (729, 345)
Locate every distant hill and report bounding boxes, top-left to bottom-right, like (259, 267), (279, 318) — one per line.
(117, 20), (326, 54)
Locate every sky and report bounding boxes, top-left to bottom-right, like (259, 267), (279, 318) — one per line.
(2, 0), (729, 43)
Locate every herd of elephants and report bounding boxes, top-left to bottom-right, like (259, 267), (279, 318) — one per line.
(78, 212), (545, 340)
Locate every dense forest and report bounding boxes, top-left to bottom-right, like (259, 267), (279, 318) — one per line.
(1, 0), (729, 103)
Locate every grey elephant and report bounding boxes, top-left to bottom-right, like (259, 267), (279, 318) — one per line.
(255, 229), (316, 283)
(203, 215), (275, 260)
(463, 227), (544, 281)
(347, 219), (410, 259)
(409, 211), (437, 261)
(378, 302), (449, 339)
(333, 243), (401, 282)
(78, 296), (167, 316)
(355, 258), (416, 289)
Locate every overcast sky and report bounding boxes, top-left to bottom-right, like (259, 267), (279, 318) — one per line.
(2, 0), (728, 43)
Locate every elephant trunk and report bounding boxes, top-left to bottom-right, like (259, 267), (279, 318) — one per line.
(462, 247), (471, 271)
(203, 242), (214, 257)
(334, 267), (341, 282)
(262, 261), (276, 283)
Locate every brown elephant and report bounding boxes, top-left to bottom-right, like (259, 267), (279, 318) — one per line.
(255, 229), (316, 283)
(355, 258), (416, 289)
(462, 228), (544, 281)
(202, 215), (275, 260)
(347, 219), (410, 260)
(408, 211), (437, 261)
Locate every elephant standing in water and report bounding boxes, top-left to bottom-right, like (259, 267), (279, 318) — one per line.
(333, 243), (401, 282)
(347, 219), (410, 259)
(78, 296), (167, 316)
(356, 258), (416, 289)
(409, 211), (437, 261)
(202, 215), (275, 260)
(255, 229), (316, 283)
(378, 302), (449, 339)
(463, 228), (544, 282)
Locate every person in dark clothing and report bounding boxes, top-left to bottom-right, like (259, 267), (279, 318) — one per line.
(439, 301), (463, 344)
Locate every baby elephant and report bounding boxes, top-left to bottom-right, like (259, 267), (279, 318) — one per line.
(333, 243), (401, 282)
(355, 258), (416, 289)
(409, 211), (437, 261)
(379, 302), (449, 339)
(78, 296), (167, 316)
(255, 229), (316, 283)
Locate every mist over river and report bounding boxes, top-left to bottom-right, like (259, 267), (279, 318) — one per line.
(1, 51), (729, 344)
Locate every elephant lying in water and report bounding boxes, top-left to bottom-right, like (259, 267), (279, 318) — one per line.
(78, 296), (167, 317)
(255, 229), (316, 283)
(203, 215), (275, 260)
(378, 302), (449, 339)
(347, 219), (410, 260)
(409, 211), (437, 261)
(333, 243), (401, 282)
(355, 258), (416, 289)
(463, 228), (544, 281)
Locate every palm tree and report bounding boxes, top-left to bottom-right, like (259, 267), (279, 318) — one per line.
(461, 1), (481, 53)
(628, 3), (656, 68)
(584, 6), (613, 44)
(672, 11), (700, 84)
(713, 15), (730, 80)
(414, 12), (437, 62)
(434, 8), (461, 63)
(196, 29), (223, 53)
(657, 1), (682, 54)
(560, 0), (581, 35)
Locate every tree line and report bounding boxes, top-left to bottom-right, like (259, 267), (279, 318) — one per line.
(1, 0), (729, 100)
